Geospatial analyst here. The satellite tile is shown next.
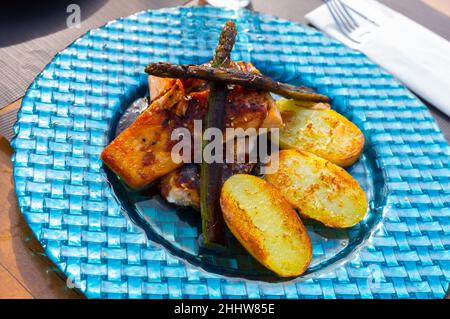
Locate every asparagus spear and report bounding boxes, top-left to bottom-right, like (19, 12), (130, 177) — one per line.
(200, 21), (237, 247)
(212, 21), (237, 67)
(145, 62), (329, 103)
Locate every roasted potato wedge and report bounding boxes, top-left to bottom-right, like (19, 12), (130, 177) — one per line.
(265, 150), (367, 228)
(277, 99), (364, 167)
(220, 174), (312, 277)
(277, 99), (331, 110)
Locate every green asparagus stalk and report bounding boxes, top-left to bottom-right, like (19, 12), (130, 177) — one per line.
(200, 21), (237, 247)
(145, 62), (329, 103)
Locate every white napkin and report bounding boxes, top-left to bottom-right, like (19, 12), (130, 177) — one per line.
(306, 0), (450, 117)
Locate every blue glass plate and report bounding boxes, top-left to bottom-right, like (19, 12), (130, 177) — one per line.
(11, 6), (450, 299)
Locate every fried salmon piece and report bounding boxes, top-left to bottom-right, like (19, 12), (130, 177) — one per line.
(101, 108), (178, 189)
(149, 77), (175, 101)
(160, 164), (201, 209)
(103, 62), (283, 189)
(149, 77), (208, 101)
(160, 161), (255, 210)
(149, 61), (283, 129)
(160, 137), (256, 210)
(101, 80), (199, 189)
(233, 61), (282, 129)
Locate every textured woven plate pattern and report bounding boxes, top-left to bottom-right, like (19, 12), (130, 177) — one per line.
(12, 6), (450, 298)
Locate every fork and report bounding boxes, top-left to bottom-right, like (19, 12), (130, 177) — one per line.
(323, 0), (379, 43)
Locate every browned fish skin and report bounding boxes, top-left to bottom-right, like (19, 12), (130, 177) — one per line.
(150, 62), (283, 130)
(160, 161), (255, 210)
(101, 79), (211, 190)
(160, 164), (201, 209)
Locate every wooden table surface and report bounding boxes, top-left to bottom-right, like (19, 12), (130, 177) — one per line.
(0, 0), (449, 299)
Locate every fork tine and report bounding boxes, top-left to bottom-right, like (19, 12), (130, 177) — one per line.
(324, 0), (350, 34)
(341, 1), (380, 26)
(323, 0), (360, 43)
(324, 0), (352, 35)
(334, 0), (359, 29)
(329, 0), (357, 32)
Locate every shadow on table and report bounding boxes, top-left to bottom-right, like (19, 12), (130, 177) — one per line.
(0, 0), (107, 48)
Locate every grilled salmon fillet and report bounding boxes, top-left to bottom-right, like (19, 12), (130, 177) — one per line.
(149, 61), (283, 130)
(160, 164), (201, 209)
(102, 61), (283, 189)
(101, 80), (209, 189)
(160, 161), (255, 210)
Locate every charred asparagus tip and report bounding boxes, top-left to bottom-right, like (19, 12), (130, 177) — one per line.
(212, 21), (237, 68)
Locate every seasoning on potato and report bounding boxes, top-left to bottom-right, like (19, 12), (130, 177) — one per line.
(277, 99), (365, 167)
(220, 174), (312, 277)
(265, 150), (368, 228)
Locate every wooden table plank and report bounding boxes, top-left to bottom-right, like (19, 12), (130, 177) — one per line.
(422, 0), (450, 17)
(0, 263), (33, 299)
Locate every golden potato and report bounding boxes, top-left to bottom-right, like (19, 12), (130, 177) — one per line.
(220, 174), (312, 277)
(277, 99), (364, 167)
(265, 150), (367, 228)
(277, 99), (331, 110)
